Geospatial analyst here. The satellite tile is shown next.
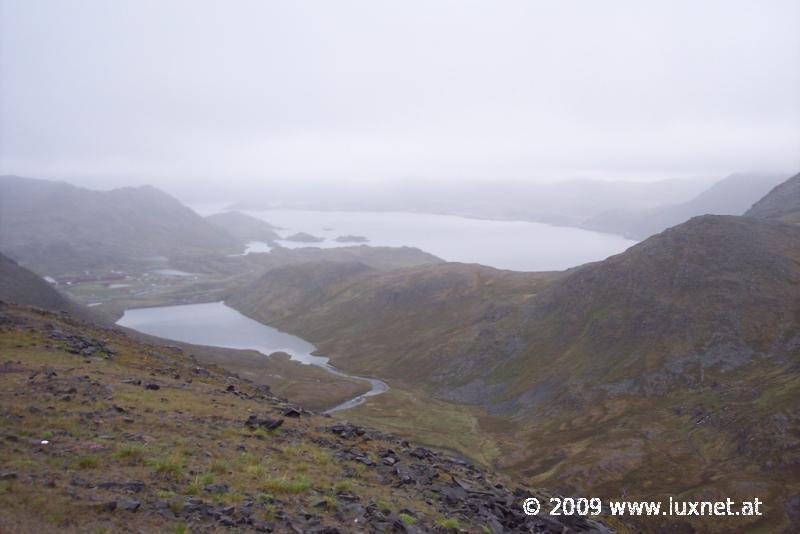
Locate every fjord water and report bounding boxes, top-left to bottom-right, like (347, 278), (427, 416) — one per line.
(117, 301), (387, 412)
(243, 210), (637, 271)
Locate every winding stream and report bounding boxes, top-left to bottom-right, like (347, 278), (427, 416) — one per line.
(116, 301), (387, 413)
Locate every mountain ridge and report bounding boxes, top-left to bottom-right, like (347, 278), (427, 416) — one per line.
(0, 175), (241, 276)
(746, 171), (800, 223)
(0, 251), (95, 320)
(580, 172), (788, 239)
(205, 211), (281, 243)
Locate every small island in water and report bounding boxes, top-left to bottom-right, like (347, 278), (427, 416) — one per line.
(284, 232), (325, 243)
(334, 234), (369, 243)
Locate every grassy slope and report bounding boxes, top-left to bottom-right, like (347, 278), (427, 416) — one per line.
(337, 367), (800, 533)
(0, 303), (620, 533)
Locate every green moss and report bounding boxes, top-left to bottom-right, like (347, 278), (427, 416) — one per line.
(261, 474), (311, 494)
(438, 517), (461, 530)
(114, 444), (145, 463)
(75, 455), (100, 469)
(398, 513), (417, 525)
(150, 454), (185, 478)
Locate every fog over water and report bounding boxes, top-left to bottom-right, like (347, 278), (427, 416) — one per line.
(239, 209), (637, 272)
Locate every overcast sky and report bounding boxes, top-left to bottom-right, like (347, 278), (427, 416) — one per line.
(1, 0), (799, 191)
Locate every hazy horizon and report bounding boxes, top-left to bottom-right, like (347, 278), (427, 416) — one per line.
(2, 0), (799, 195)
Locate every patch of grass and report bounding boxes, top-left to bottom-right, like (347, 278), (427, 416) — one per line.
(399, 513), (417, 525)
(342, 386), (501, 466)
(150, 454), (185, 479)
(169, 499), (184, 514)
(75, 454), (100, 469)
(438, 517), (461, 530)
(173, 520), (188, 534)
(184, 478), (201, 496)
(10, 458), (37, 468)
(252, 427), (276, 439)
(334, 479), (353, 492)
(376, 498), (393, 513)
(310, 448), (332, 466)
(235, 452), (259, 465)
(209, 460), (228, 475)
(182, 472), (218, 495)
(258, 504), (275, 521)
(316, 494), (337, 511)
(245, 464), (265, 478)
(261, 474), (311, 495)
(292, 462), (309, 473)
(114, 444), (145, 463)
(216, 491), (243, 506)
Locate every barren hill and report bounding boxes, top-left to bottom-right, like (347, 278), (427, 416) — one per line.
(746, 171), (800, 223)
(0, 176), (240, 276)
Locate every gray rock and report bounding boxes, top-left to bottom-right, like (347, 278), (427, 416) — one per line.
(116, 498), (141, 512)
(204, 483), (229, 494)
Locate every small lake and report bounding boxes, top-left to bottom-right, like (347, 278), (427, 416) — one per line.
(117, 301), (387, 412)
(220, 209), (636, 272)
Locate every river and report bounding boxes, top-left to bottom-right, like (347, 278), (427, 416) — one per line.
(116, 301), (387, 413)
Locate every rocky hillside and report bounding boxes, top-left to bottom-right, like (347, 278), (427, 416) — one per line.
(229, 214), (800, 531)
(746, 171), (800, 223)
(0, 303), (616, 533)
(0, 252), (90, 319)
(0, 176), (241, 276)
(206, 211), (281, 244)
(506, 215), (800, 400)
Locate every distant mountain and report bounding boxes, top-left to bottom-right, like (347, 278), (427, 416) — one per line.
(0, 251), (89, 318)
(230, 176), (714, 225)
(0, 176), (241, 276)
(205, 211), (280, 243)
(582, 172), (788, 239)
(745, 171), (800, 223)
(228, 213), (800, 530)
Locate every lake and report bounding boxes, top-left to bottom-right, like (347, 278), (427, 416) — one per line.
(198, 207), (637, 272)
(117, 301), (387, 412)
